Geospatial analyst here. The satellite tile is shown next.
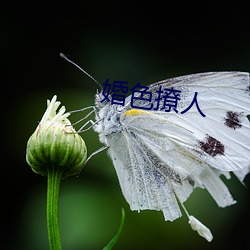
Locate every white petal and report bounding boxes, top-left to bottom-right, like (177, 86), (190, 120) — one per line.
(40, 95), (71, 125)
(40, 95), (58, 123)
(188, 215), (213, 242)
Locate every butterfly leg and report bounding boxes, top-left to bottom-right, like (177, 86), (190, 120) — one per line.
(85, 145), (108, 165)
(70, 106), (96, 125)
(77, 119), (98, 132)
(68, 106), (101, 132)
(77, 145), (108, 176)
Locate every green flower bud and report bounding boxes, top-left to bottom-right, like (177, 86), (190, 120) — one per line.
(26, 95), (87, 178)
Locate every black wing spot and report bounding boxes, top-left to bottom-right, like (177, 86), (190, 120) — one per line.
(199, 135), (225, 157)
(224, 111), (242, 130)
(187, 177), (195, 186)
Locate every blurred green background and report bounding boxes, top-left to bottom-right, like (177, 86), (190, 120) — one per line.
(2, 2), (250, 250)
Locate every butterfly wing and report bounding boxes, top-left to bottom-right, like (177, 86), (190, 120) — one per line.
(107, 125), (182, 221)
(105, 72), (249, 221)
(123, 72), (250, 173)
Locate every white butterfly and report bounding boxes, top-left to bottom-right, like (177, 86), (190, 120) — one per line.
(61, 53), (250, 242)
(91, 72), (250, 241)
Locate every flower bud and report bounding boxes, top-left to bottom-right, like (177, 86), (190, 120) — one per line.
(26, 95), (87, 178)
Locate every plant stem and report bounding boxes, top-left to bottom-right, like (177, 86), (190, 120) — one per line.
(47, 165), (63, 250)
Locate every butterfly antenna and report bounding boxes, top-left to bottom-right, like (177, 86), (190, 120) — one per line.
(60, 53), (103, 91)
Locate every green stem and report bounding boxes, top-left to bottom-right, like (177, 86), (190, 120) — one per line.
(47, 165), (63, 250)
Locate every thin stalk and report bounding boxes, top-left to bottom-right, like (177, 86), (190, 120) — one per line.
(47, 165), (63, 250)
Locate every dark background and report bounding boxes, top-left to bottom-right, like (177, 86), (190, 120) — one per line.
(2, 1), (250, 250)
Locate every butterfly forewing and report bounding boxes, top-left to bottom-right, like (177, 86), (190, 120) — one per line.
(122, 72), (250, 172)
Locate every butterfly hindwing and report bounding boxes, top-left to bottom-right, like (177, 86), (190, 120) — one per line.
(107, 126), (182, 221)
(119, 110), (236, 209)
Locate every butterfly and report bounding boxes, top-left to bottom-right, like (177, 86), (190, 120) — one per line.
(61, 55), (250, 241)
(91, 72), (250, 241)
